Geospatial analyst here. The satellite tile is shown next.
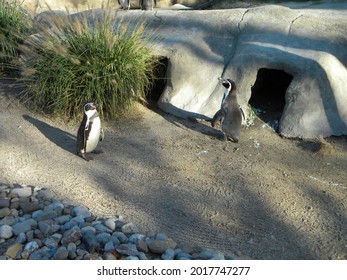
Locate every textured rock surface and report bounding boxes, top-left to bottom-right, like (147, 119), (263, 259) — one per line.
(71, 2), (347, 138)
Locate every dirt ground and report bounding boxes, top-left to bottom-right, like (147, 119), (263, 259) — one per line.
(0, 78), (346, 260)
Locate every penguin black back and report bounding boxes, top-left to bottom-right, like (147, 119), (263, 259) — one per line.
(211, 78), (243, 142)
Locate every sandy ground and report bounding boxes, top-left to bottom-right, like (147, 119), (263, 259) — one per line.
(1, 78), (347, 260)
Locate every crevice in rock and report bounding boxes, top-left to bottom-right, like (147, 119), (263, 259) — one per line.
(288, 14), (303, 36)
(248, 68), (293, 131)
(145, 56), (169, 108)
(237, 9), (250, 33)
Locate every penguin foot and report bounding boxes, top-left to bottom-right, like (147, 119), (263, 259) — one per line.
(77, 152), (89, 161)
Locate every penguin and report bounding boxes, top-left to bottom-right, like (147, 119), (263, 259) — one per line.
(139, 0), (156, 10)
(211, 78), (243, 142)
(76, 102), (104, 161)
(117, 0), (130, 10)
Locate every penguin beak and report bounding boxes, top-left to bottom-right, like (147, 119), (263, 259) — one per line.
(85, 102), (97, 111)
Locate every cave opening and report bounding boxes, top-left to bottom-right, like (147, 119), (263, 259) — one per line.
(248, 68), (293, 131)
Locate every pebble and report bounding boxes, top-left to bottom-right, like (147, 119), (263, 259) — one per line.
(0, 183), (233, 260)
(0, 225), (13, 239)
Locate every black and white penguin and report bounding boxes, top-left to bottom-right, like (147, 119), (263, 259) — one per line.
(139, 0), (156, 10)
(117, 0), (130, 10)
(76, 102), (104, 161)
(211, 78), (243, 142)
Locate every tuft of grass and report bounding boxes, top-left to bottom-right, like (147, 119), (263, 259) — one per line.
(0, 0), (32, 74)
(20, 7), (160, 120)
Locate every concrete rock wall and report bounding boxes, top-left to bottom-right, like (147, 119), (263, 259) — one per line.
(103, 3), (347, 138)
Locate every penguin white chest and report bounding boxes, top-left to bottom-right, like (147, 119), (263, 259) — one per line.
(85, 117), (101, 153)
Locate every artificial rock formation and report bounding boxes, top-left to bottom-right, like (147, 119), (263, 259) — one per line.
(40, 2), (347, 138)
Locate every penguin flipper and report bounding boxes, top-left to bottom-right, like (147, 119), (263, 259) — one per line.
(211, 109), (224, 128)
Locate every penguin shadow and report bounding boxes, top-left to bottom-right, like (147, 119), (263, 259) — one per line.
(22, 115), (76, 154)
(151, 104), (222, 139)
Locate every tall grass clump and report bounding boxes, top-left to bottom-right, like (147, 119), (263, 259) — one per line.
(0, 0), (32, 74)
(20, 8), (160, 119)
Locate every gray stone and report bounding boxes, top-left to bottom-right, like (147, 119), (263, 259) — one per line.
(104, 217), (117, 231)
(54, 246), (69, 260)
(32, 209), (58, 222)
(38, 221), (52, 236)
(72, 206), (91, 218)
(24, 241), (40, 253)
(19, 201), (41, 214)
(44, 237), (58, 249)
(161, 248), (175, 260)
(136, 239), (149, 253)
(47, 201), (64, 215)
(128, 233), (145, 243)
(15, 232), (27, 244)
(82, 231), (99, 252)
(113, 232), (127, 243)
(54, 215), (71, 225)
(61, 226), (82, 245)
(116, 243), (139, 256)
(147, 239), (177, 254)
(96, 232), (112, 246)
(138, 252), (148, 260)
(0, 207), (11, 218)
(121, 222), (139, 234)
(0, 224), (13, 239)
(155, 232), (168, 241)
(12, 219), (34, 235)
(94, 223), (113, 234)
(199, 248), (224, 260)
(81, 225), (97, 235)
(10, 186), (32, 197)
(0, 215), (16, 226)
(104, 241), (115, 252)
(0, 198), (10, 208)
(103, 252), (118, 260)
(175, 251), (192, 260)
(28, 246), (55, 260)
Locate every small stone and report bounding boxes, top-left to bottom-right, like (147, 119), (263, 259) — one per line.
(147, 239), (177, 254)
(36, 189), (55, 201)
(0, 215), (16, 226)
(67, 243), (77, 259)
(138, 252), (148, 260)
(44, 237), (58, 249)
(121, 222), (139, 234)
(125, 256), (139, 260)
(38, 221), (52, 237)
(24, 241), (40, 253)
(34, 229), (44, 239)
(136, 239), (149, 253)
(6, 243), (23, 259)
(19, 201), (41, 214)
(54, 246), (69, 260)
(81, 225), (97, 235)
(94, 223), (113, 234)
(199, 249), (224, 260)
(46, 201), (64, 216)
(161, 248), (175, 260)
(54, 215), (71, 225)
(116, 244), (139, 256)
(103, 252), (118, 260)
(0, 198), (10, 208)
(104, 217), (117, 231)
(28, 246), (55, 260)
(82, 231), (99, 252)
(175, 251), (192, 260)
(0, 225), (13, 239)
(10, 186), (32, 198)
(96, 232), (112, 246)
(12, 220), (33, 235)
(104, 241), (115, 252)
(0, 208), (11, 218)
(113, 232), (127, 243)
(155, 232), (168, 241)
(61, 226), (82, 245)
(15, 232), (27, 244)
(128, 233), (145, 243)
(32, 209), (58, 222)
(72, 206), (91, 218)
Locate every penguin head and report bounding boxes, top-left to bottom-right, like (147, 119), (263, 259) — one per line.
(219, 78), (236, 92)
(83, 102), (98, 118)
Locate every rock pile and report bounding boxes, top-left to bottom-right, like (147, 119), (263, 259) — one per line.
(0, 183), (232, 260)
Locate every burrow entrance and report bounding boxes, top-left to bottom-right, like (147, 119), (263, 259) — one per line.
(146, 57), (169, 108)
(248, 68), (293, 131)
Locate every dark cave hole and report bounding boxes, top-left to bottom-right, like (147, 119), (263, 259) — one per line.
(146, 56), (169, 108)
(249, 68), (293, 131)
